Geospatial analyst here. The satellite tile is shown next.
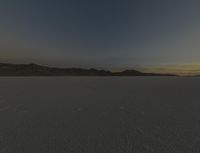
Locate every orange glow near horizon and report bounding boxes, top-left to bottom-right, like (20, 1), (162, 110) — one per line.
(141, 64), (200, 76)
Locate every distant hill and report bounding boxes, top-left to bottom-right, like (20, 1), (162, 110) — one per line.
(0, 63), (176, 76)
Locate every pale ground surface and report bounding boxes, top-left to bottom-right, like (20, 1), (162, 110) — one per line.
(0, 77), (200, 153)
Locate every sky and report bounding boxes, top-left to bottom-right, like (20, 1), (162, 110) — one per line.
(1, 0), (200, 74)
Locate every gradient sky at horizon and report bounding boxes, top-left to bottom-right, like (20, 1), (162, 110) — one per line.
(1, 0), (200, 72)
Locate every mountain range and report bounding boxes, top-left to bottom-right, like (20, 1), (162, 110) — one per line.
(0, 63), (176, 76)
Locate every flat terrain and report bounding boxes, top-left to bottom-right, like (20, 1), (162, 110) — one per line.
(0, 77), (200, 153)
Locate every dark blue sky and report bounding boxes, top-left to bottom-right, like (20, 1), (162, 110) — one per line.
(1, 0), (200, 71)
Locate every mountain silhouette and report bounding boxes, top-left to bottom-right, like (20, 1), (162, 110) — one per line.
(0, 63), (176, 76)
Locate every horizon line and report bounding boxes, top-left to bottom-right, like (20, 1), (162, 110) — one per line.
(2, 61), (200, 76)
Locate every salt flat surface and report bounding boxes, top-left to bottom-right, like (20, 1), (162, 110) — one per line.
(0, 77), (200, 153)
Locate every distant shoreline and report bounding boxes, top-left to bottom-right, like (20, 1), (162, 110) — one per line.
(0, 63), (177, 77)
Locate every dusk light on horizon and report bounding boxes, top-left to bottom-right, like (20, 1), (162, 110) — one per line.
(1, 0), (200, 75)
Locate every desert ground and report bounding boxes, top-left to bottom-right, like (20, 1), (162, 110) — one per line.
(0, 77), (200, 153)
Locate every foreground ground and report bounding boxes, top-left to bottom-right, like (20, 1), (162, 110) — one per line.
(0, 77), (199, 153)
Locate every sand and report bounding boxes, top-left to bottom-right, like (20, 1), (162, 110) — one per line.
(0, 77), (199, 153)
